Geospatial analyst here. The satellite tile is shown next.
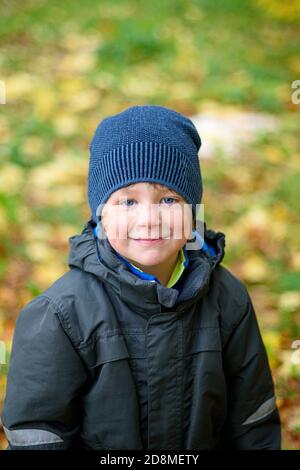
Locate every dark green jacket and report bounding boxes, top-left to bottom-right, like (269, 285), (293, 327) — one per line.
(1, 219), (281, 450)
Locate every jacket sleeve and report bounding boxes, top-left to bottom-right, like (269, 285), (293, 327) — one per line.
(218, 288), (281, 450)
(1, 295), (88, 450)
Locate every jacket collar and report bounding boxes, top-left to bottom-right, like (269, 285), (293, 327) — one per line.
(68, 219), (226, 314)
(108, 244), (189, 288)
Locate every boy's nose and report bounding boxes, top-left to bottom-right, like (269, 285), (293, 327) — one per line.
(137, 203), (160, 223)
(133, 203), (161, 236)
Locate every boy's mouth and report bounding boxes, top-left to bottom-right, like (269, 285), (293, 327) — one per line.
(130, 238), (165, 246)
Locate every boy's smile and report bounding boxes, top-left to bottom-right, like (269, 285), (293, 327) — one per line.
(100, 182), (193, 286)
(130, 238), (164, 246)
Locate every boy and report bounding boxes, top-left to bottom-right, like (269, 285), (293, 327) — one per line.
(1, 105), (281, 450)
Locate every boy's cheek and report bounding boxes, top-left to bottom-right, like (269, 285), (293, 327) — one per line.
(106, 224), (129, 241)
(171, 217), (192, 241)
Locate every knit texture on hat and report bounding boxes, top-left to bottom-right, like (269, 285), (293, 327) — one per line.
(88, 104), (202, 223)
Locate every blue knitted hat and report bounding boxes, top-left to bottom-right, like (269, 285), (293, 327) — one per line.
(88, 104), (202, 223)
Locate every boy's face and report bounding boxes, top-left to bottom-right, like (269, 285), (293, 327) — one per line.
(100, 182), (193, 269)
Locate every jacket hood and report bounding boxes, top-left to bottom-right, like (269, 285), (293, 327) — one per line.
(68, 219), (226, 313)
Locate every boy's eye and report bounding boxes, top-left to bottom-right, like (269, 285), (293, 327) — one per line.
(119, 197), (178, 207)
(119, 199), (136, 207)
(161, 197), (177, 205)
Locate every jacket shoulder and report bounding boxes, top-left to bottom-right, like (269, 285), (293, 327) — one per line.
(38, 268), (118, 348)
(211, 264), (251, 333)
(42, 267), (100, 301)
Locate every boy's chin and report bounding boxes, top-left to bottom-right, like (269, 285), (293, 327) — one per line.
(125, 245), (179, 267)
(127, 250), (167, 266)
